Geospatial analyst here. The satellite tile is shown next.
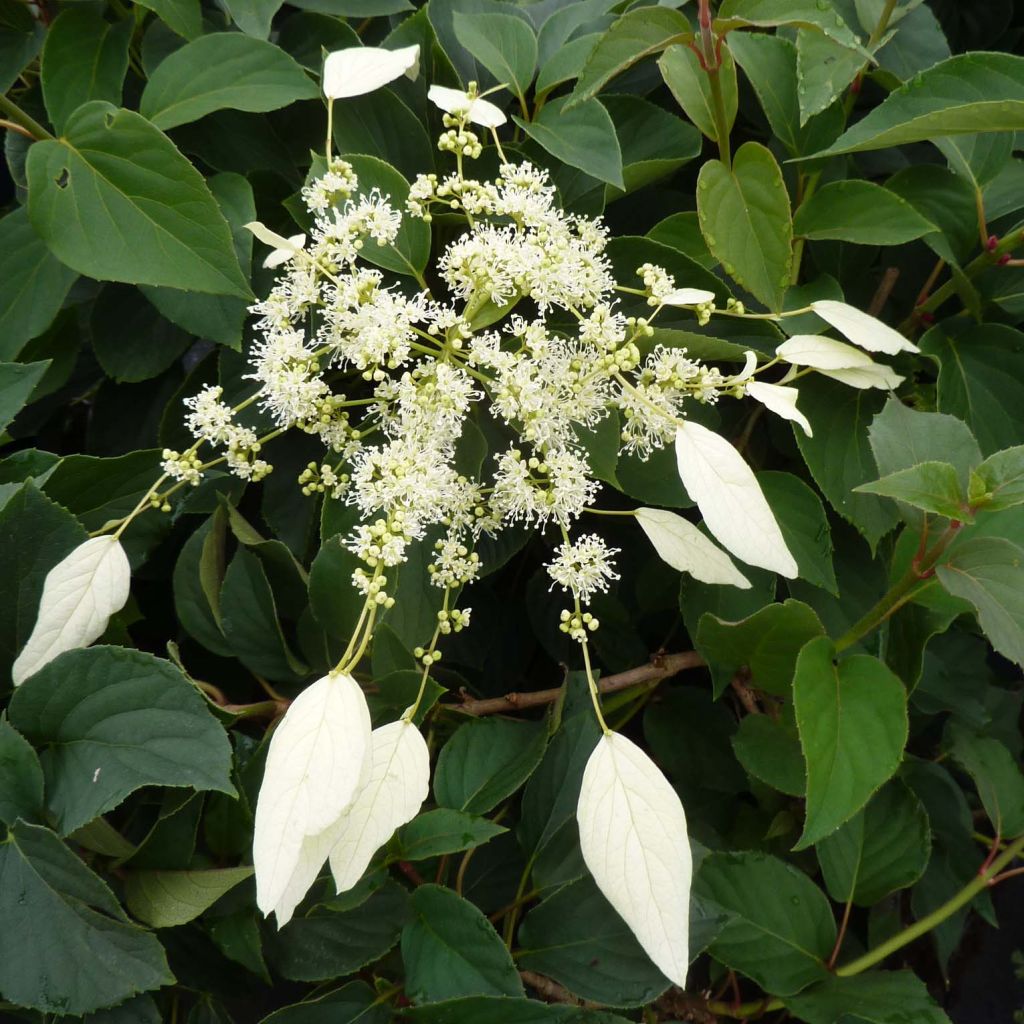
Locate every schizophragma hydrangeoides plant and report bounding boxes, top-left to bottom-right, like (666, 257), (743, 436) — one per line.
(13, 41), (913, 983)
(5, 2), (1024, 1021)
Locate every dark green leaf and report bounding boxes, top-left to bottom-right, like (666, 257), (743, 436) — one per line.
(717, 0), (870, 55)
(697, 142), (792, 311)
(41, 8), (131, 133)
(0, 359), (49, 433)
(0, 717), (44, 825)
(786, 970), (951, 1024)
(515, 97), (623, 189)
(434, 717), (548, 815)
(404, 997), (632, 1023)
(0, 821), (172, 1015)
(793, 180), (938, 244)
(947, 723), (1024, 837)
(8, 645), (234, 835)
(223, 0), (284, 39)
(332, 88), (434, 181)
(732, 713), (806, 797)
(402, 884), (524, 1001)
(695, 850), (834, 996)
(816, 780), (931, 905)
(394, 808), (507, 861)
(793, 637), (908, 848)
(136, 0), (202, 40)
(27, 102), (250, 298)
(140, 33), (318, 130)
(937, 537), (1024, 667)
(453, 12), (537, 97)
(259, 981), (390, 1024)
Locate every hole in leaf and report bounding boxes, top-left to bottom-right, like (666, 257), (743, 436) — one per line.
(54, 168), (69, 189)
(104, 112), (115, 129)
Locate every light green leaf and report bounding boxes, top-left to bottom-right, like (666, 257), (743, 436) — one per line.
(140, 33), (318, 130)
(695, 851), (834, 995)
(809, 52), (1024, 157)
(0, 360), (49, 433)
(937, 538), (1024, 668)
(796, 29), (864, 124)
(434, 717), (547, 815)
(659, 43), (737, 144)
(402, 885), (525, 1002)
(514, 97), (623, 188)
(855, 462), (968, 521)
(793, 180), (938, 244)
(0, 206), (78, 361)
(124, 867), (254, 928)
(453, 12), (536, 97)
(697, 599), (825, 697)
(568, 5), (691, 105)
(793, 637), (908, 848)
(0, 718), (44, 825)
(919, 322), (1024, 457)
(136, 0), (202, 40)
(394, 808), (507, 861)
(972, 445), (1024, 511)
(697, 142), (792, 311)
(41, 7), (131, 134)
(716, 0), (870, 55)
(8, 645), (235, 834)
(816, 781), (931, 906)
(27, 102), (250, 298)
(0, 821), (173, 1015)
(786, 971), (952, 1024)
(947, 724), (1024, 838)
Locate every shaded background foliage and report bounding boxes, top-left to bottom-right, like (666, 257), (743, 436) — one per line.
(1, 1), (1024, 1022)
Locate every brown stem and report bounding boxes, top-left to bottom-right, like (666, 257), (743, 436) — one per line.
(730, 669), (761, 716)
(828, 899), (854, 969)
(868, 267), (900, 317)
(519, 971), (582, 1006)
(455, 651), (706, 716)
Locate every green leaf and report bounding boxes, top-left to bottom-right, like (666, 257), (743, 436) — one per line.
(972, 445), (1024, 511)
(140, 33), (318, 130)
(124, 867), (254, 928)
(936, 537), (1024, 667)
(514, 97), (623, 189)
(0, 206), (78, 361)
(759, 471), (837, 594)
(453, 12), (537, 97)
(792, 180), (938, 245)
(0, 821), (173, 1015)
(809, 53), (1024, 158)
(0, 359), (49, 433)
(332, 88), (434, 182)
(394, 808), (507, 861)
(402, 884), (525, 1001)
(696, 142), (792, 311)
(816, 780), (931, 906)
(0, 482), (86, 687)
(136, 0), (202, 40)
(716, 0), (870, 55)
(732, 714), (806, 797)
(517, 876), (671, 1007)
(920, 322), (1024, 456)
(404, 997), (633, 1024)
(855, 462), (968, 521)
(0, 718), (44, 825)
(697, 600), (825, 698)
(795, 29), (864, 124)
(794, 378), (899, 548)
(568, 6), (692, 105)
(27, 102), (250, 298)
(434, 718), (548, 815)
(223, 0), (284, 38)
(786, 971), (952, 1024)
(793, 637), (909, 848)
(536, 32), (603, 97)
(8, 645), (234, 835)
(695, 850), (834, 995)
(266, 879), (408, 981)
(947, 724), (1024, 837)
(260, 981), (390, 1024)
(0, 5), (44, 96)
(885, 165), (976, 266)
(659, 43), (737, 144)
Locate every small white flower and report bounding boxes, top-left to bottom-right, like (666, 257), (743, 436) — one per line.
(428, 84), (507, 128)
(322, 44), (420, 100)
(547, 534), (620, 603)
(244, 222), (306, 269)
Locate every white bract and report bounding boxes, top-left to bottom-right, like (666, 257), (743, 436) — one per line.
(819, 363), (904, 390)
(635, 507), (750, 588)
(427, 84), (507, 128)
(254, 672), (370, 919)
(578, 732), (692, 987)
(12, 537), (130, 686)
(810, 299), (919, 355)
(329, 719), (430, 893)
(662, 288), (716, 306)
(322, 44), (420, 99)
(245, 221), (306, 269)
(776, 334), (875, 370)
(675, 421), (798, 577)
(746, 381), (812, 436)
